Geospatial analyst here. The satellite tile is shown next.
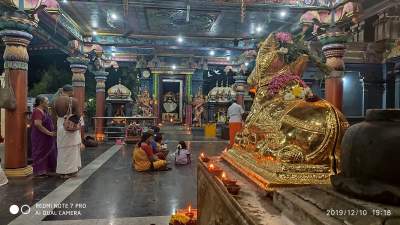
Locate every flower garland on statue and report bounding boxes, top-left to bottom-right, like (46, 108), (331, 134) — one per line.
(266, 72), (313, 100)
(264, 32), (322, 100)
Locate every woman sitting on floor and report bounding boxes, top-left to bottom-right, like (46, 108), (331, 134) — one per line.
(154, 133), (169, 160)
(132, 132), (169, 172)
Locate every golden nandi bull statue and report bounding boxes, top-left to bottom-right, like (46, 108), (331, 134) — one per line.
(222, 33), (349, 190)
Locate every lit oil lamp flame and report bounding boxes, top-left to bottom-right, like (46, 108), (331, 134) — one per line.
(201, 153), (205, 158)
(221, 172), (226, 180)
(209, 164), (214, 170)
(188, 205), (191, 213)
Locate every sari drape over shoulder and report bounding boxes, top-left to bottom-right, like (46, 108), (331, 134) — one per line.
(133, 147), (152, 172)
(31, 108), (57, 176)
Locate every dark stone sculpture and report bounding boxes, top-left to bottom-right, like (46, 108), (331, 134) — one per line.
(331, 109), (400, 205)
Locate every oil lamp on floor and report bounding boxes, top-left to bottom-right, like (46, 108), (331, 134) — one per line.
(169, 204), (197, 225)
(185, 205), (194, 218)
(95, 133), (105, 142)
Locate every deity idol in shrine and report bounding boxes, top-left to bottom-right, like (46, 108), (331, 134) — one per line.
(223, 32), (349, 189)
(137, 88), (153, 117)
(192, 88), (205, 127)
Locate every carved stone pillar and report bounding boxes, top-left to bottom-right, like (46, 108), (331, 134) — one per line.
(67, 56), (89, 138)
(152, 73), (159, 123)
(186, 103), (193, 126)
(0, 13), (37, 176)
(93, 70), (108, 141)
(351, 21), (365, 42)
(185, 74), (192, 126)
(319, 31), (347, 111)
(373, 9), (400, 42)
(360, 77), (369, 117)
(233, 74), (247, 108)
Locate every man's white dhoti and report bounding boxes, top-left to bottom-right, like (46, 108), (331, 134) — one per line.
(56, 117), (82, 174)
(0, 165), (8, 186)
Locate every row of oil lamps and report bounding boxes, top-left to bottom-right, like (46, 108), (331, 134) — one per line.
(200, 153), (241, 195)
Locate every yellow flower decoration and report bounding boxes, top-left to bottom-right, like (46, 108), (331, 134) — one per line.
(291, 85), (304, 97)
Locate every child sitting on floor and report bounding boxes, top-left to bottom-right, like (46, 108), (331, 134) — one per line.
(174, 141), (191, 165)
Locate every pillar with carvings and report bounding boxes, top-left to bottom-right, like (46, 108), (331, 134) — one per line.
(185, 74), (192, 126)
(93, 70), (108, 141)
(318, 30), (348, 111)
(0, 12), (37, 176)
(233, 73), (247, 107)
(152, 73), (159, 123)
(67, 56), (89, 138)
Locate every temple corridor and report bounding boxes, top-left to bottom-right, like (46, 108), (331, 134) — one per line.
(0, 126), (228, 225)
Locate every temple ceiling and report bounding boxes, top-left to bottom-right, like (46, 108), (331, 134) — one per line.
(0, 0), (388, 66)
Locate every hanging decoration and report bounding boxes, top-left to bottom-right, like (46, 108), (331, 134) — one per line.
(186, 0), (190, 22)
(123, 0), (129, 17)
(240, 0), (246, 23)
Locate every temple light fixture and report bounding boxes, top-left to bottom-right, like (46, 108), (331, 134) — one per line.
(209, 50), (215, 56)
(226, 56), (230, 61)
(111, 52), (116, 57)
(92, 31), (97, 35)
(226, 50), (231, 55)
(280, 10), (287, 18)
(177, 36), (184, 43)
(111, 13), (118, 20)
(244, 62), (249, 66)
(256, 26), (263, 33)
(172, 64), (177, 70)
(111, 46), (116, 51)
(62, 0), (67, 3)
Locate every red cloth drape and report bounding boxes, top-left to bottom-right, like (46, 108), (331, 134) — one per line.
(229, 122), (242, 146)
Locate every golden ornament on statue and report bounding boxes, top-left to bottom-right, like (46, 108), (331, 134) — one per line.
(222, 33), (349, 191)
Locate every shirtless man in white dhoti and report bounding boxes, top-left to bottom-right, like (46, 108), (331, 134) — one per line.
(53, 85), (82, 179)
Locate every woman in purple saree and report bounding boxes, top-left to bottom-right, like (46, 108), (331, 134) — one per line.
(31, 95), (57, 177)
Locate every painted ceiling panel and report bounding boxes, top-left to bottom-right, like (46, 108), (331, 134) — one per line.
(145, 8), (219, 34)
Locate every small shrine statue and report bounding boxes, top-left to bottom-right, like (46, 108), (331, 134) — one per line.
(113, 105), (126, 125)
(224, 32), (349, 188)
(192, 88), (205, 127)
(217, 110), (226, 123)
(163, 92), (178, 113)
(138, 88), (153, 116)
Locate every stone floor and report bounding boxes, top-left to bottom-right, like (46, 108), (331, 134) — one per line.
(0, 126), (228, 225)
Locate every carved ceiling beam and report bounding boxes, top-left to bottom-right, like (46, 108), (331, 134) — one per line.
(63, 0), (332, 11)
(90, 35), (256, 51)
